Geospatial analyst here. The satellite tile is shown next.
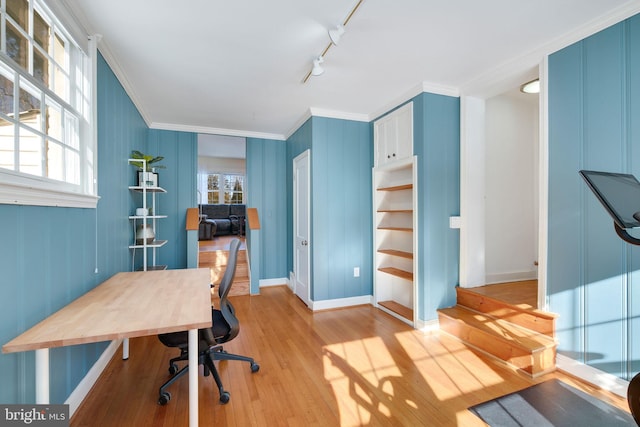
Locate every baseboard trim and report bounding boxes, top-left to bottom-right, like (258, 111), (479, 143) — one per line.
(65, 339), (122, 417)
(416, 318), (440, 333)
(556, 354), (629, 398)
(259, 277), (288, 287)
(485, 270), (537, 284)
(310, 295), (373, 311)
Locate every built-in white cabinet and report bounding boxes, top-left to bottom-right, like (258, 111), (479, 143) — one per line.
(373, 156), (417, 326)
(374, 102), (413, 167)
(128, 159), (168, 271)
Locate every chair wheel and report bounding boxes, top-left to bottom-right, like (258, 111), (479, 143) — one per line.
(250, 363), (260, 373)
(219, 391), (230, 404)
(158, 391), (171, 405)
(168, 364), (178, 375)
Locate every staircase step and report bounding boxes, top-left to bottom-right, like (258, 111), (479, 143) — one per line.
(456, 287), (557, 338)
(438, 305), (556, 377)
(199, 249), (247, 266)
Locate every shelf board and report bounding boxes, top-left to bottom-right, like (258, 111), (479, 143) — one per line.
(377, 226), (413, 232)
(377, 249), (413, 259)
(128, 186), (166, 193)
(378, 300), (413, 321)
(378, 266), (413, 280)
(128, 239), (168, 249)
(128, 215), (168, 220)
(377, 209), (412, 213)
(376, 183), (412, 192)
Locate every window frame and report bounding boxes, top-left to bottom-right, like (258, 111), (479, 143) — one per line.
(200, 172), (245, 205)
(0, 0), (97, 208)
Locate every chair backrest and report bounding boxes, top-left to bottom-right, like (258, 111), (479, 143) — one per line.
(214, 238), (241, 343)
(219, 238), (241, 300)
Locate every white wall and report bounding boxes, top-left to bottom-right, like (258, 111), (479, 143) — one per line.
(485, 90), (539, 283)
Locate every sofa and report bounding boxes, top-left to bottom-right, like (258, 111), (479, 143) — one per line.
(198, 204), (246, 240)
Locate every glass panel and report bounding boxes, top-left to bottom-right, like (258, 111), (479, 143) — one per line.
(34, 10), (50, 51)
(33, 49), (49, 86)
(65, 146), (79, 184)
(6, 22), (27, 69)
(53, 65), (67, 100)
(208, 174), (219, 191)
(53, 33), (65, 68)
(0, 69), (15, 120)
(65, 113), (78, 149)
(46, 139), (62, 180)
(207, 191), (219, 204)
(45, 98), (61, 140)
(19, 80), (41, 131)
(18, 126), (42, 176)
(0, 124), (15, 170)
(6, 0), (28, 32)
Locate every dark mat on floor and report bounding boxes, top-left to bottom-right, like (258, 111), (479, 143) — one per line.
(469, 379), (636, 427)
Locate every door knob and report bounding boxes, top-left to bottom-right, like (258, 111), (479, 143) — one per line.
(301, 240), (308, 246)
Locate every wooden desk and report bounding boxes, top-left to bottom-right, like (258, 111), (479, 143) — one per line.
(3, 268), (212, 427)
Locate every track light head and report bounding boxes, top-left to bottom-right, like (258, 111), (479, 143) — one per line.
(311, 56), (324, 76)
(329, 24), (345, 45)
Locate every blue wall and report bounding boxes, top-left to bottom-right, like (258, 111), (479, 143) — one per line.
(246, 137), (288, 293)
(548, 14), (640, 379)
(285, 117), (373, 301)
(0, 52), (197, 404)
(413, 93), (461, 321)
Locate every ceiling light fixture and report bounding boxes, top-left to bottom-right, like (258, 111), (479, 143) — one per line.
(329, 24), (345, 45)
(311, 56), (324, 76)
(520, 79), (540, 94)
(302, 0), (364, 83)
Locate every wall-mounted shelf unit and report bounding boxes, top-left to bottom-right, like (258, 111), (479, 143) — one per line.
(373, 156), (417, 326)
(128, 159), (168, 271)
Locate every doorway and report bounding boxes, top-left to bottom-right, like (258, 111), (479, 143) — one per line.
(293, 150), (310, 306)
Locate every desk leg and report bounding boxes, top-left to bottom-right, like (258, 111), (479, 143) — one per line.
(35, 348), (49, 404)
(122, 338), (129, 360)
(188, 329), (198, 427)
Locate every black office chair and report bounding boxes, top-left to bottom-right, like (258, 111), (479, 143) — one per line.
(157, 238), (259, 405)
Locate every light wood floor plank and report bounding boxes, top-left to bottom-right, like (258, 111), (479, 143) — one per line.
(71, 285), (629, 427)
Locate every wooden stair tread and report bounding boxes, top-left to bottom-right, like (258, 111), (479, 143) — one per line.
(438, 306), (555, 351)
(455, 287), (557, 338)
(456, 287), (557, 319)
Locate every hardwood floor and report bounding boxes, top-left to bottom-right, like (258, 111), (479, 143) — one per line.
(71, 285), (630, 427)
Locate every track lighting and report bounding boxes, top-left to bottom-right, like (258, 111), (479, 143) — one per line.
(302, 0), (364, 83)
(311, 56), (324, 76)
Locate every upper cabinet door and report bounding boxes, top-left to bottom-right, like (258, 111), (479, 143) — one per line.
(374, 102), (413, 167)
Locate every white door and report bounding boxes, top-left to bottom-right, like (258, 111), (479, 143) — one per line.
(293, 150), (311, 306)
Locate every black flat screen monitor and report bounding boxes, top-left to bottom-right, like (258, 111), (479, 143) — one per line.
(580, 170), (640, 229)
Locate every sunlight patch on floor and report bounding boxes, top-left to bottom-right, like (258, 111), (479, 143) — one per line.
(323, 337), (401, 426)
(395, 330), (507, 401)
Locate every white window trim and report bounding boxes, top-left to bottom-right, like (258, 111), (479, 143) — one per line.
(0, 7), (98, 209)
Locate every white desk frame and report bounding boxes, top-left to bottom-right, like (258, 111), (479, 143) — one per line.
(3, 268), (212, 427)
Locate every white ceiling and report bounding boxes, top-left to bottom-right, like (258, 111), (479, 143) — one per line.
(62, 0), (640, 140)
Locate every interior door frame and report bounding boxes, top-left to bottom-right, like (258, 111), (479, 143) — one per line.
(293, 149), (311, 306)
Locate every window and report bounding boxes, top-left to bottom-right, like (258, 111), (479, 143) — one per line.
(0, 0), (96, 208)
(202, 173), (244, 204)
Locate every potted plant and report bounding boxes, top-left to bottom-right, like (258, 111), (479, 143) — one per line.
(130, 150), (164, 187)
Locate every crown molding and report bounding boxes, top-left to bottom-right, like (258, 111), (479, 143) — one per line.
(150, 122), (286, 141)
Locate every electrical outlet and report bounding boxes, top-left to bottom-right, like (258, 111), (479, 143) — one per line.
(354, 267), (360, 277)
